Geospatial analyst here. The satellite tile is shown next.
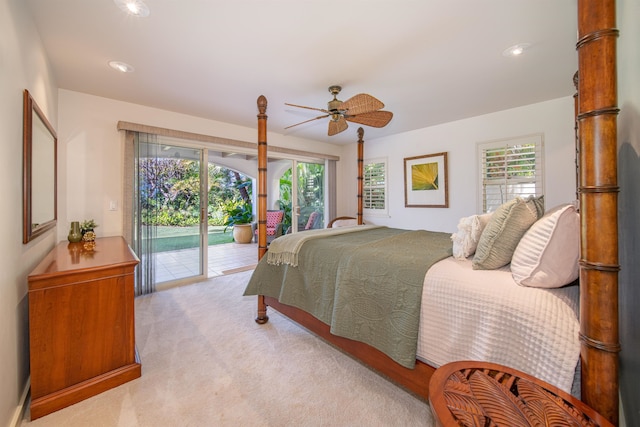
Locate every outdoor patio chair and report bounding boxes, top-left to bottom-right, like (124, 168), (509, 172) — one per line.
(302, 211), (321, 231)
(251, 210), (285, 244)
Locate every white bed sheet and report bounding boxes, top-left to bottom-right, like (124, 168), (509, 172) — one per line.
(416, 257), (580, 394)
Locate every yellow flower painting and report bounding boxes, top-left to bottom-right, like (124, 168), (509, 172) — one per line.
(411, 162), (439, 191)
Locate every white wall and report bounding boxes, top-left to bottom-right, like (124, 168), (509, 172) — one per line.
(339, 96), (576, 233)
(1, 0), (59, 425)
(57, 90), (346, 241)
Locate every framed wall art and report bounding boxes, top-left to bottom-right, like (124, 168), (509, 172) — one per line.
(404, 152), (448, 208)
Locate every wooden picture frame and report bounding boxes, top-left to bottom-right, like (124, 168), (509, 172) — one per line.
(404, 152), (448, 208)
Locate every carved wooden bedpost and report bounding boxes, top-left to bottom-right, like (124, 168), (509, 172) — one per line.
(357, 127), (364, 225)
(255, 95), (269, 324)
(576, 0), (619, 423)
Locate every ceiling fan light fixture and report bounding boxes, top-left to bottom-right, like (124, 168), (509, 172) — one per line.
(328, 99), (342, 111)
(113, 0), (150, 17)
(327, 85), (343, 111)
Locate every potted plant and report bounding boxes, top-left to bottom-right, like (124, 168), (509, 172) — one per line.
(221, 200), (253, 243)
(80, 219), (98, 234)
(80, 219), (99, 242)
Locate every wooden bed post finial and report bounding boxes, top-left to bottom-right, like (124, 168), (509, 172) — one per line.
(256, 95), (269, 324)
(257, 95), (267, 116)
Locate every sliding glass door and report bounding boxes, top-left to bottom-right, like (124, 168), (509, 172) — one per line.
(125, 126), (335, 295)
(289, 160), (326, 232)
(133, 134), (207, 294)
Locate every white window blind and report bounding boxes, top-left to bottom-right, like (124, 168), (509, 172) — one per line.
(363, 158), (387, 215)
(477, 134), (544, 213)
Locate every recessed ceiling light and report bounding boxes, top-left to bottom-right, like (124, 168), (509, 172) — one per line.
(502, 43), (531, 57)
(108, 61), (135, 73)
(113, 0), (150, 17)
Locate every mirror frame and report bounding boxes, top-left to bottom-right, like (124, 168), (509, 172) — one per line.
(23, 89), (57, 244)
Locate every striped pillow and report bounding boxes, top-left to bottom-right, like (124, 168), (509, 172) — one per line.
(511, 204), (580, 288)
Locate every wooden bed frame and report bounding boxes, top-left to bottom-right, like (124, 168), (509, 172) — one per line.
(252, 1), (620, 423)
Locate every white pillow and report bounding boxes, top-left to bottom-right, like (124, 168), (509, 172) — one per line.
(451, 213), (492, 259)
(511, 203), (580, 288)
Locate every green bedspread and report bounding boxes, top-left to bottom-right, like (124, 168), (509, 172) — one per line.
(243, 226), (453, 368)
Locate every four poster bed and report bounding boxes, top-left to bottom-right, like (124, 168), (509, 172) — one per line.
(247, 1), (620, 424)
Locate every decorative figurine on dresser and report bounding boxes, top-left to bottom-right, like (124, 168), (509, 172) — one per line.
(27, 236), (140, 420)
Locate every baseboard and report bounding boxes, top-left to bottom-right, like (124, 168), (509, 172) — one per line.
(30, 362), (141, 420)
(9, 378), (30, 427)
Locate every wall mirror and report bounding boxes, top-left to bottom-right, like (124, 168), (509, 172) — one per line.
(23, 89), (57, 244)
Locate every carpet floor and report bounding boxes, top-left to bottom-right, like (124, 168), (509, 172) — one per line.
(20, 270), (435, 426)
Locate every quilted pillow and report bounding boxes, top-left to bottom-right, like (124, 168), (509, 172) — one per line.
(511, 203), (579, 288)
(451, 213), (493, 259)
(472, 196), (544, 270)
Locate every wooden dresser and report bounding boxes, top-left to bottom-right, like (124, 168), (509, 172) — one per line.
(28, 236), (141, 420)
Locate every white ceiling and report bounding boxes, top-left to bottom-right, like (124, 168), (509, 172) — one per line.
(25, 0), (578, 145)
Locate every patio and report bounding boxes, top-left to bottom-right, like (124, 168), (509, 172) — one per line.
(154, 242), (259, 283)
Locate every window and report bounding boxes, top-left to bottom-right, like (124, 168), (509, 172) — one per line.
(364, 158), (388, 216)
(477, 134), (544, 213)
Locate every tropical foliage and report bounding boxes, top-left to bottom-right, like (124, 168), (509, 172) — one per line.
(139, 158), (252, 227)
(137, 157), (324, 232)
(276, 169), (292, 229)
(296, 162), (325, 228)
(275, 163), (325, 231)
(220, 199), (253, 232)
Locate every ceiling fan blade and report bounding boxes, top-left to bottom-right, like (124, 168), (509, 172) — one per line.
(340, 93), (384, 115)
(285, 103), (330, 114)
(285, 114), (330, 130)
(345, 111), (393, 128)
(328, 116), (348, 136)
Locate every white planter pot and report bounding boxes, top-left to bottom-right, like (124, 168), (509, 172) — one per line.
(232, 224), (253, 244)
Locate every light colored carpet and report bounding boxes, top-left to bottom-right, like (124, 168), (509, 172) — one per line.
(21, 270), (435, 426)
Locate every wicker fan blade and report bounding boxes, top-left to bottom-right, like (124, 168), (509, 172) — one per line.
(340, 93), (384, 115)
(285, 103), (330, 114)
(345, 111), (393, 128)
(328, 117), (348, 136)
(285, 114), (330, 130)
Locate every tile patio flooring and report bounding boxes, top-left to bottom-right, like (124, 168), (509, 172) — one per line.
(154, 242), (259, 284)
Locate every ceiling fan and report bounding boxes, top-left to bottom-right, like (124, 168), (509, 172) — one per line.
(285, 85), (393, 136)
